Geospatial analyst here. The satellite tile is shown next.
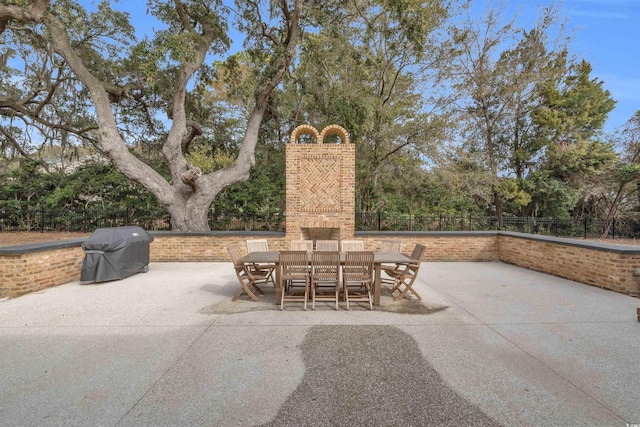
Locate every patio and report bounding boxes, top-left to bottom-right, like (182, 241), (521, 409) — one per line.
(0, 261), (638, 426)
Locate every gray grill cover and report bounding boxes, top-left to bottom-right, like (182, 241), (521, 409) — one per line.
(81, 226), (154, 283)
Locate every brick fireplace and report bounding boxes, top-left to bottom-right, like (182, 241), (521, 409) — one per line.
(285, 124), (355, 245)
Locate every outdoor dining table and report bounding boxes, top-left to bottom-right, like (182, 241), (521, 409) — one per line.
(237, 251), (414, 306)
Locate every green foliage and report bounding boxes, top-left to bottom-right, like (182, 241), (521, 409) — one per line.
(0, 0), (630, 226)
(523, 171), (579, 218)
(185, 145), (236, 173)
(534, 60), (616, 146)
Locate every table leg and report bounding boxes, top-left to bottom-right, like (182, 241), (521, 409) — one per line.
(374, 263), (381, 306)
(275, 264), (282, 305)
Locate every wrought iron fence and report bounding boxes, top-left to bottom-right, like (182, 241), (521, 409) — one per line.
(2, 205), (639, 240)
(0, 205), (286, 232)
(356, 212), (640, 240)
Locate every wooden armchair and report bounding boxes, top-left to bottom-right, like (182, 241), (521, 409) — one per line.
(279, 251), (310, 310)
(246, 239), (275, 285)
(384, 244), (426, 301)
(342, 251), (374, 310)
(315, 240), (339, 251)
(341, 240), (364, 252)
(290, 240), (314, 251)
(310, 251), (341, 310)
(227, 244), (269, 302)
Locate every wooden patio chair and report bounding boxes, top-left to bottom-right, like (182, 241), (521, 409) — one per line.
(315, 240), (339, 251)
(310, 251), (341, 310)
(385, 244), (426, 301)
(380, 239), (402, 252)
(227, 244), (268, 302)
(246, 239), (269, 252)
(342, 251), (374, 310)
(290, 239), (314, 251)
(382, 243), (425, 285)
(246, 239), (275, 285)
(341, 240), (364, 252)
(279, 250), (310, 310)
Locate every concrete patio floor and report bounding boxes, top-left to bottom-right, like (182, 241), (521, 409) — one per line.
(0, 261), (638, 426)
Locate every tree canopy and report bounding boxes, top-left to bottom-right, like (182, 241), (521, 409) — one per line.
(0, 0), (637, 232)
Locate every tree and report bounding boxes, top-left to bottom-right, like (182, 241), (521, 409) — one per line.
(449, 2), (568, 222)
(532, 59), (618, 220)
(280, 0), (454, 214)
(0, 0), (303, 230)
(599, 110), (640, 235)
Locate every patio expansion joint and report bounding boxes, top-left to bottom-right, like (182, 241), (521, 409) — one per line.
(114, 319), (220, 426)
(423, 282), (630, 424)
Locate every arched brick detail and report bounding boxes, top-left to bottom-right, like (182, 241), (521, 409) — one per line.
(290, 124), (320, 144)
(319, 124), (350, 144)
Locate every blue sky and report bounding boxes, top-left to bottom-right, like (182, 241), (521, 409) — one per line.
(554, 0), (640, 132)
(85, 0), (639, 133)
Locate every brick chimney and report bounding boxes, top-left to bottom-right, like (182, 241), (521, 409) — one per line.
(285, 125), (355, 245)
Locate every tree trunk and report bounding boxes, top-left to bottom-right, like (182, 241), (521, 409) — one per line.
(494, 191), (503, 228)
(601, 183), (625, 237)
(166, 197), (211, 231)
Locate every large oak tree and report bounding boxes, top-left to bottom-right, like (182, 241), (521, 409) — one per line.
(0, 0), (302, 230)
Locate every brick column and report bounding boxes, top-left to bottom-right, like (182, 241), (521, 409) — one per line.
(286, 125), (355, 243)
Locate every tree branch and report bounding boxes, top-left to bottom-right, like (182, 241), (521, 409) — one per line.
(0, 0), (49, 35)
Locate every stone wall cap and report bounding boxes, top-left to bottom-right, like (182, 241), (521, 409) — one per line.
(0, 238), (85, 255)
(497, 231), (640, 254)
(151, 231), (286, 237)
(357, 230), (640, 254)
(2, 230), (638, 255)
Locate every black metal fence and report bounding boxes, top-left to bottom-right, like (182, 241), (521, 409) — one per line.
(2, 206), (639, 240)
(356, 212), (640, 240)
(0, 206), (286, 232)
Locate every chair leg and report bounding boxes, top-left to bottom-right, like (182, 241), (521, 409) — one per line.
(280, 279), (287, 310)
(391, 275), (421, 301)
(233, 282), (261, 302)
(303, 282), (308, 311)
(345, 283), (350, 310)
(393, 285), (421, 301)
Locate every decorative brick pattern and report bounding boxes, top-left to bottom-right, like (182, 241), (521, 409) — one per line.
(299, 154), (342, 212)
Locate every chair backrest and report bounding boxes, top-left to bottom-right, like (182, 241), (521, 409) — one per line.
(227, 244), (244, 268)
(246, 239), (269, 253)
(410, 243), (426, 262)
(279, 250), (310, 277)
(343, 251), (374, 280)
(341, 240), (364, 252)
(311, 251), (340, 280)
(315, 240), (339, 251)
(290, 240), (314, 251)
(380, 240), (402, 252)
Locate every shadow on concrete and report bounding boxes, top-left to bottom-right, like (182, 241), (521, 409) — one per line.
(259, 325), (501, 427)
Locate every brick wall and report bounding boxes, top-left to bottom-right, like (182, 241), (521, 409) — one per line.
(0, 246), (84, 298)
(498, 234), (640, 297)
(2, 232), (639, 298)
(149, 233), (288, 262)
(356, 233), (498, 261)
